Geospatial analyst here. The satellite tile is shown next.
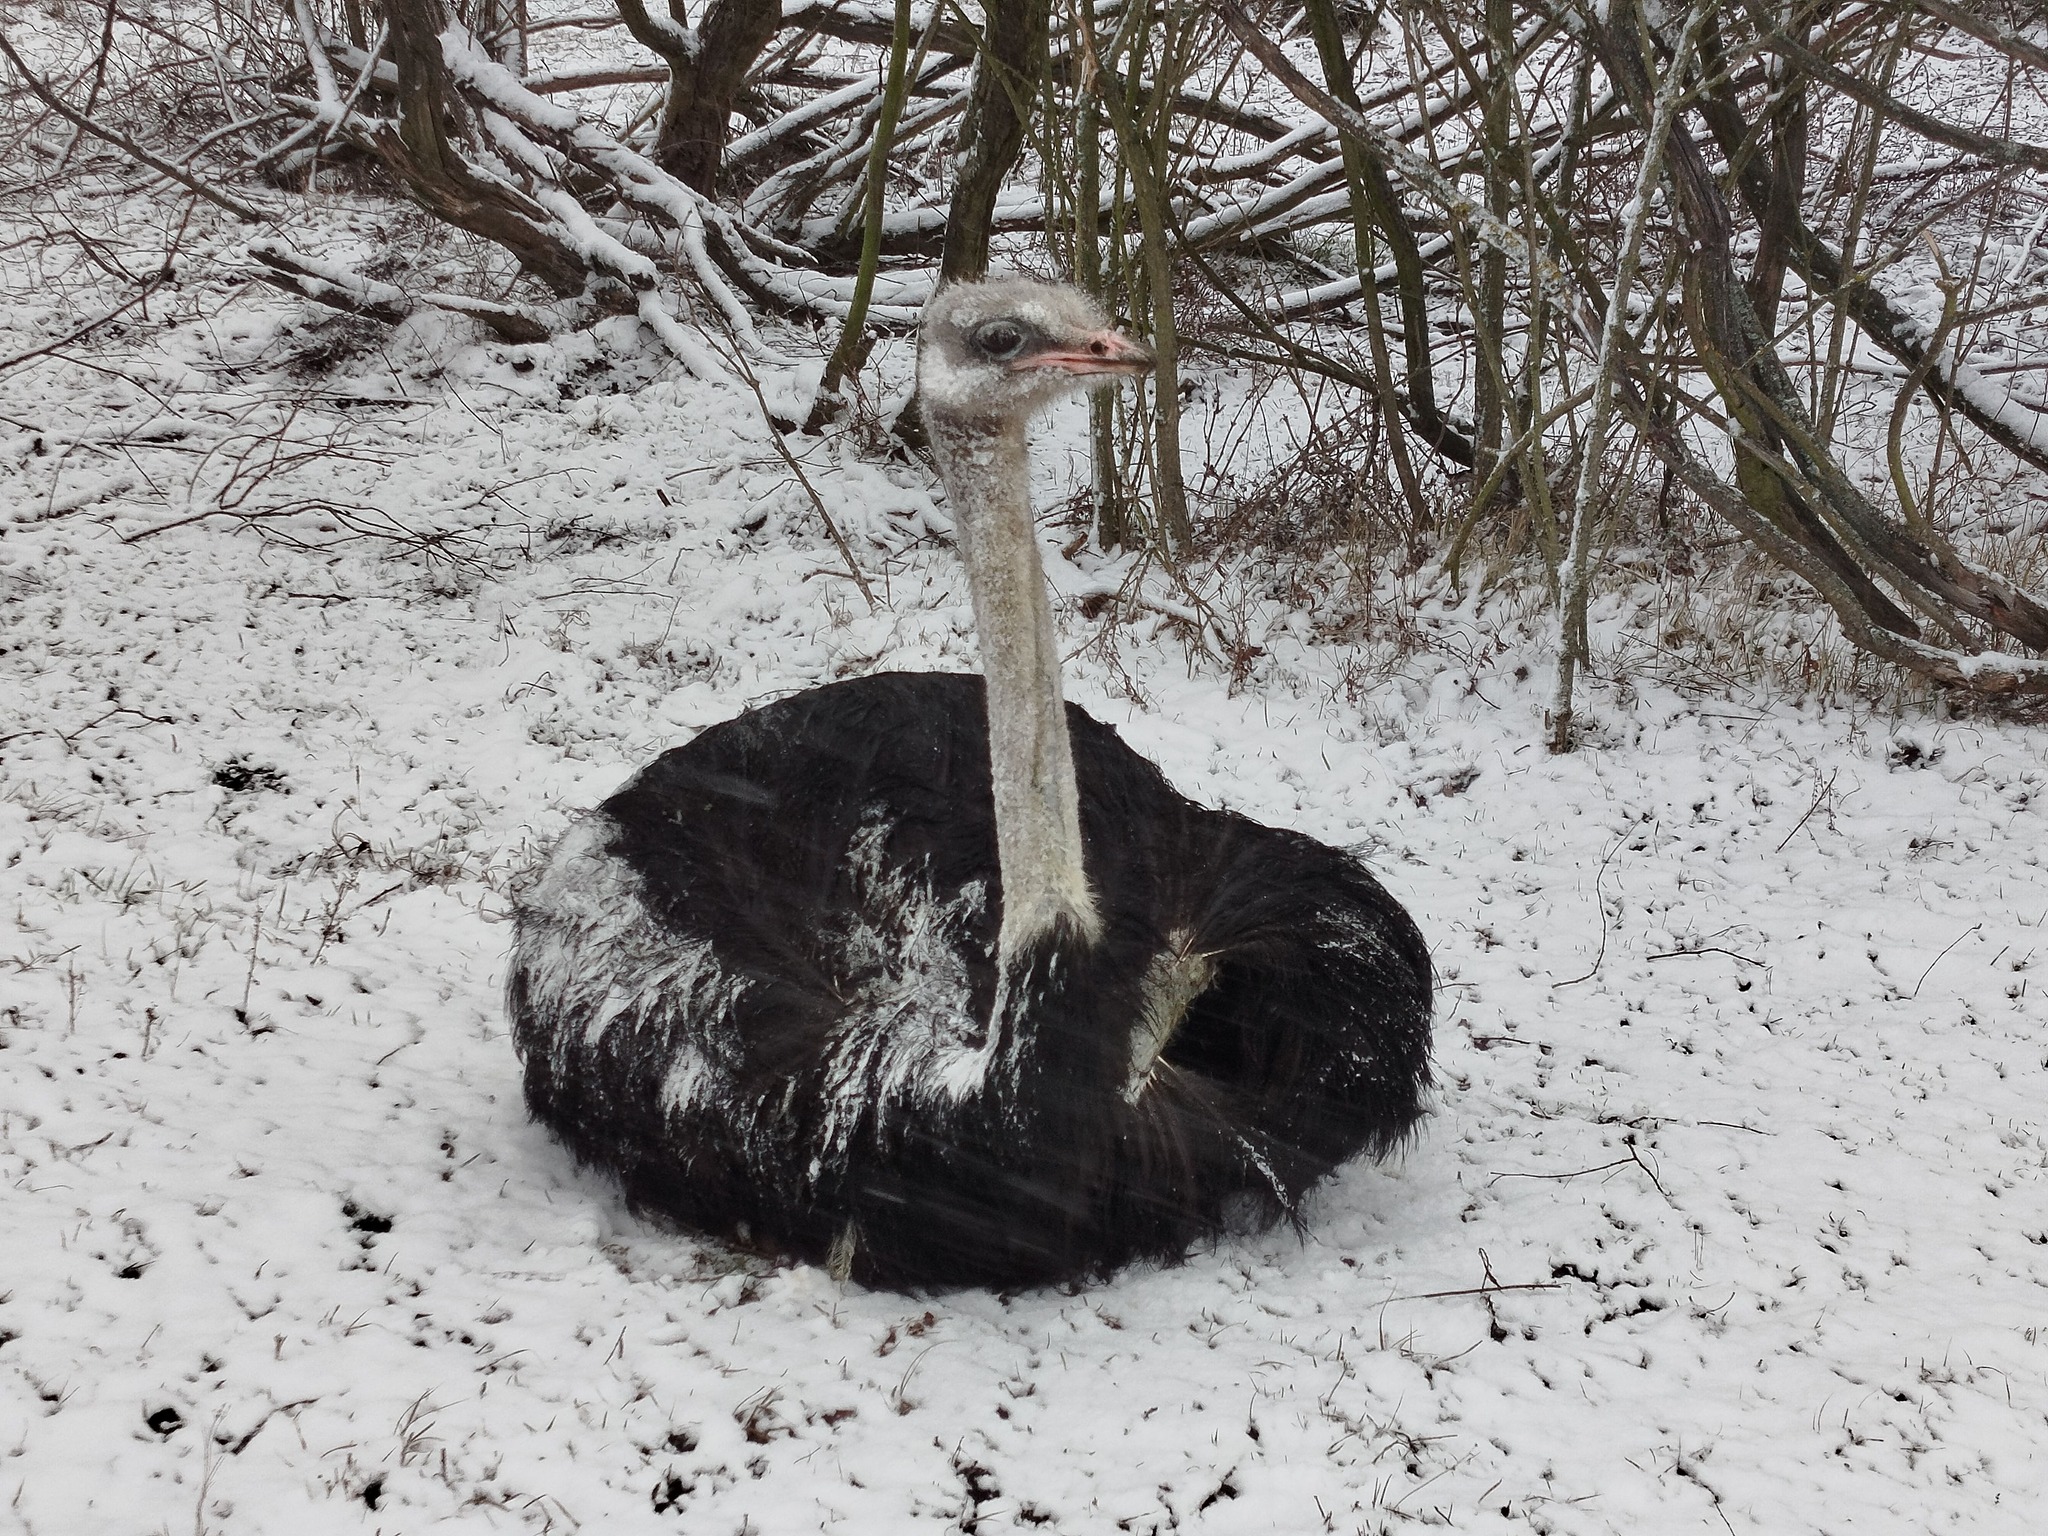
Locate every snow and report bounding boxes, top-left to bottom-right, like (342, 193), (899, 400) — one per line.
(5, 265), (2048, 1536)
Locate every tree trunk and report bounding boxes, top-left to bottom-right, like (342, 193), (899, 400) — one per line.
(376, 0), (588, 294)
(805, 0), (916, 432)
(616, 0), (784, 194)
(1299, 0), (1471, 469)
(1303, 0), (1433, 536)
(467, 0), (527, 70)
(941, 0), (1052, 282)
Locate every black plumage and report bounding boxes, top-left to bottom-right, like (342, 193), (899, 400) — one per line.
(510, 674), (1430, 1289)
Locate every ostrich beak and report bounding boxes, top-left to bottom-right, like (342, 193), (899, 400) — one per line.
(1020, 329), (1155, 378)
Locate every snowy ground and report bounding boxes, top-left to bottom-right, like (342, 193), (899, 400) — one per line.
(4, 271), (2048, 1536)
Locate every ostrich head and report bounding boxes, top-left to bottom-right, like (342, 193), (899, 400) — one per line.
(917, 277), (1154, 424)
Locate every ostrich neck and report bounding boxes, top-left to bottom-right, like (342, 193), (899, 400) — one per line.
(931, 411), (1102, 961)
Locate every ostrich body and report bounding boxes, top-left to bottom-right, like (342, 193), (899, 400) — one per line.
(509, 279), (1432, 1288)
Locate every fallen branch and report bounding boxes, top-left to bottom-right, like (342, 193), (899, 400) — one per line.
(247, 242), (408, 322)
(247, 242), (559, 344)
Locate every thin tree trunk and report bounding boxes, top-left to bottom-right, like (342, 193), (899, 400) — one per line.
(1548, 0), (1710, 753)
(805, 0), (915, 433)
(1473, 0), (1514, 511)
(1303, 0), (1432, 538)
(1314, 0), (1472, 468)
(1089, 0), (1191, 553)
(1071, 66), (1129, 549)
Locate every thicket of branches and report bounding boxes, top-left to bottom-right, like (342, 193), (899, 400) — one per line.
(7, 1), (2048, 730)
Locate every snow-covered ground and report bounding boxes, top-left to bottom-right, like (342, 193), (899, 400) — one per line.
(3, 276), (2047, 1536)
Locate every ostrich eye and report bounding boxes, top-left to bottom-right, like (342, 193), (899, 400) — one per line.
(974, 321), (1026, 360)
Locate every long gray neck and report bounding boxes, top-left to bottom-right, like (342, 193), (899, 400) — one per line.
(930, 410), (1101, 961)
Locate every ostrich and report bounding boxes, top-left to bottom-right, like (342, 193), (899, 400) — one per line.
(508, 277), (1432, 1289)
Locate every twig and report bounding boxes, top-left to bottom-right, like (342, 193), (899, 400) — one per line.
(1376, 1280), (1560, 1303)
(1491, 1139), (1667, 1198)
(1625, 1138), (1669, 1198)
(1489, 1156), (1637, 1185)
(239, 911), (262, 1019)
(1774, 769), (1838, 852)
(1910, 922), (1981, 999)
(1547, 0), (1714, 752)
(1551, 815), (1641, 988)
(1646, 945), (1765, 967)
(55, 705), (178, 746)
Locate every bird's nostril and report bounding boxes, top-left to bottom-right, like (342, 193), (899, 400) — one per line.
(1091, 339), (1108, 356)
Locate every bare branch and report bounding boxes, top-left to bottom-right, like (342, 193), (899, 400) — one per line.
(0, 31), (272, 222)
